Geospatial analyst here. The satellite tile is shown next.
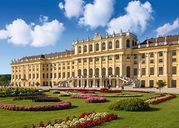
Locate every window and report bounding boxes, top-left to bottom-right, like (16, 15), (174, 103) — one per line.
(78, 69), (81, 77)
(171, 80), (176, 88)
(89, 69), (93, 76)
(158, 51), (163, 56)
(102, 68), (106, 77)
(126, 54), (130, 59)
(150, 52), (154, 57)
(102, 56), (106, 61)
(108, 56), (112, 60)
(78, 46), (81, 53)
(102, 42), (106, 50)
(115, 67), (120, 76)
(172, 58), (176, 62)
(108, 67), (113, 76)
(150, 67), (154, 75)
(141, 80), (145, 87)
(142, 60), (145, 64)
(95, 68), (99, 76)
(115, 40), (120, 48)
(108, 41), (112, 49)
(83, 58), (87, 62)
(83, 69), (87, 77)
(141, 53), (145, 58)
(96, 43), (99, 51)
(149, 80), (154, 88)
(78, 59), (81, 63)
(134, 54), (137, 59)
(95, 57), (99, 61)
(126, 39), (130, 48)
(134, 68), (138, 76)
(150, 59), (154, 63)
(159, 67), (163, 75)
(142, 68), (146, 76)
(172, 50), (176, 56)
(115, 54), (119, 59)
(83, 45), (87, 52)
(89, 44), (93, 52)
(89, 58), (93, 62)
(134, 61), (137, 64)
(159, 59), (163, 63)
(172, 66), (177, 75)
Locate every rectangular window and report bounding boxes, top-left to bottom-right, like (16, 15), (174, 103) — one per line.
(159, 67), (163, 75)
(150, 59), (154, 64)
(115, 54), (119, 59)
(171, 80), (176, 88)
(142, 60), (145, 64)
(141, 53), (145, 58)
(134, 68), (138, 76)
(159, 59), (163, 63)
(149, 80), (154, 88)
(126, 54), (130, 59)
(150, 52), (154, 57)
(102, 56), (106, 61)
(134, 61), (137, 64)
(150, 67), (154, 75)
(141, 80), (145, 87)
(142, 68), (146, 76)
(172, 66), (177, 75)
(172, 50), (176, 56)
(158, 51), (163, 56)
(108, 56), (112, 60)
(134, 54), (138, 59)
(172, 58), (176, 62)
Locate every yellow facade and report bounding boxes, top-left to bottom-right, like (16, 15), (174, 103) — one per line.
(11, 32), (179, 88)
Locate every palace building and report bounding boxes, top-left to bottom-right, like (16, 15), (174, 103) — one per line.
(11, 32), (179, 88)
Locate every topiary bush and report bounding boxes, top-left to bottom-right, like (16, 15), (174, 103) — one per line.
(109, 98), (150, 111)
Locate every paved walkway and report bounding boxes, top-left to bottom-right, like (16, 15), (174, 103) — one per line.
(39, 86), (179, 94)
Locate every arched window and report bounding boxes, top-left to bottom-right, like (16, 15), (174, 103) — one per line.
(89, 44), (93, 52)
(102, 42), (106, 50)
(115, 40), (120, 48)
(102, 68), (106, 77)
(83, 69), (87, 77)
(83, 45), (87, 52)
(78, 69), (81, 77)
(96, 43), (99, 51)
(78, 46), (81, 53)
(126, 39), (130, 48)
(108, 67), (112, 76)
(95, 68), (99, 77)
(89, 68), (93, 77)
(115, 67), (120, 76)
(108, 41), (112, 49)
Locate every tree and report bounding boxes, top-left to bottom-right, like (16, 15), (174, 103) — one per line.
(0, 76), (10, 87)
(156, 81), (166, 94)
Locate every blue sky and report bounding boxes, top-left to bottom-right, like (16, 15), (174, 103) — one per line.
(0, 0), (179, 74)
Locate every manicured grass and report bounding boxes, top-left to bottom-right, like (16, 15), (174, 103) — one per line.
(0, 91), (179, 128)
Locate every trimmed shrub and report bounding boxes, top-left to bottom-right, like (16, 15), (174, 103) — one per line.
(109, 98), (150, 111)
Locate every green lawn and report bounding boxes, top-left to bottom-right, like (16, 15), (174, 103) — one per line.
(0, 91), (179, 128)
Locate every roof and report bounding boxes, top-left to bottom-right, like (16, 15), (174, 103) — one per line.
(20, 50), (74, 61)
(141, 35), (179, 45)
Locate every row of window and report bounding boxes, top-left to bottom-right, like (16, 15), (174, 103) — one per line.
(134, 66), (177, 76)
(141, 80), (177, 88)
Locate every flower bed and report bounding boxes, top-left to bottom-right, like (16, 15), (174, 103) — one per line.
(71, 94), (107, 103)
(13, 96), (61, 102)
(0, 101), (71, 111)
(105, 93), (143, 97)
(0, 88), (42, 97)
(100, 88), (121, 93)
(145, 94), (176, 105)
(34, 112), (118, 128)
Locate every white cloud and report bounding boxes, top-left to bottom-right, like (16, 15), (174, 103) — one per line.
(107, 1), (152, 34)
(31, 20), (64, 47)
(59, 0), (84, 18)
(156, 18), (179, 36)
(39, 15), (49, 23)
(0, 17), (65, 47)
(79, 0), (115, 29)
